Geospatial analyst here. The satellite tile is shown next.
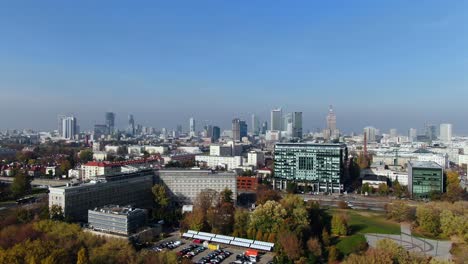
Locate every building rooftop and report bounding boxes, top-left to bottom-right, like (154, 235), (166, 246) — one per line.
(275, 143), (347, 147)
(409, 161), (443, 169)
(362, 174), (388, 182)
(90, 204), (146, 216)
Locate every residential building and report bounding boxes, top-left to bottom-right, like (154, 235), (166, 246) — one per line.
(210, 145), (233, 156)
(274, 143), (348, 193)
(363, 126), (377, 142)
(195, 155), (243, 170)
(246, 151), (265, 168)
(362, 175), (388, 188)
(88, 205), (147, 235)
(155, 170), (237, 204)
(237, 176), (259, 192)
(62, 116), (78, 139)
(408, 161), (444, 199)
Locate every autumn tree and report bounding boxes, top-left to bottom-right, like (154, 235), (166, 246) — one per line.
(77, 247), (90, 264)
(415, 204), (440, 236)
(10, 171), (31, 198)
(377, 183), (389, 195)
(386, 200), (414, 222)
(331, 213), (348, 236)
(249, 200), (287, 235)
(49, 205), (64, 221)
(328, 246), (339, 263)
(307, 237), (322, 257)
(79, 149), (93, 163)
(232, 209), (250, 237)
(444, 171), (465, 202)
(278, 231), (302, 261)
(321, 228), (330, 246)
(256, 184), (281, 205)
(152, 184), (170, 221)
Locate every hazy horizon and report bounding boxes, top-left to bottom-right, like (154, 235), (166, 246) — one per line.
(1, 1), (467, 134)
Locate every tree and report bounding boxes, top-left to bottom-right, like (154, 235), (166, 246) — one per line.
(439, 209), (466, 240)
(220, 188), (233, 204)
(233, 209), (250, 237)
(444, 171), (465, 202)
(361, 183), (372, 194)
(10, 172), (31, 198)
(256, 184), (281, 205)
(392, 179), (408, 198)
(79, 149), (93, 163)
(331, 213), (348, 236)
(152, 184), (170, 221)
(386, 200), (414, 222)
(286, 182), (297, 194)
(49, 205), (64, 221)
(321, 228), (330, 246)
(377, 183), (389, 195)
(415, 204), (440, 236)
(249, 200), (287, 234)
(328, 246), (339, 263)
(60, 160), (72, 177)
(77, 247), (90, 264)
(307, 237), (322, 257)
(278, 231), (302, 261)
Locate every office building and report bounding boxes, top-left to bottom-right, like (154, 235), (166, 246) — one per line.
(283, 113), (292, 133)
(439, 124), (452, 143)
(93, 124), (107, 139)
(408, 128), (417, 142)
(88, 205), (147, 235)
(364, 126), (377, 142)
(210, 145), (233, 156)
(105, 112), (115, 135)
(128, 114), (135, 136)
(292, 112), (303, 138)
(251, 114), (260, 135)
(57, 115), (65, 136)
(390, 129), (398, 138)
(211, 126), (221, 142)
(195, 155), (243, 170)
(274, 143), (348, 193)
(408, 161), (444, 199)
(49, 170), (154, 221)
(155, 170), (237, 204)
(261, 121), (268, 135)
(326, 105), (336, 131)
(246, 151), (265, 168)
(232, 119), (247, 141)
(425, 124), (438, 141)
(271, 108), (282, 131)
(240, 120), (247, 139)
(61, 116), (78, 139)
(189, 117), (196, 137)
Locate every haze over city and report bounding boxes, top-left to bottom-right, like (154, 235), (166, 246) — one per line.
(0, 0), (467, 133)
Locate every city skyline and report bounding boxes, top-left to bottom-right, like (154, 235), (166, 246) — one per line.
(0, 1), (467, 133)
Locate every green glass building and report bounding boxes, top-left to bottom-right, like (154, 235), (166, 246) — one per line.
(274, 143), (348, 193)
(408, 161), (444, 199)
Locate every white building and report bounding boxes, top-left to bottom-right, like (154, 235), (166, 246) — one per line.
(128, 145), (143, 155)
(459, 154), (468, 168)
(93, 151), (107, 161)
(195, 155), (243, 170)
(439, 123), (453, 143)
(82, 162), (120, 180)
(104, 145), (120, 154)
(144, 146), (168, 154)
(246, 151), (265, 168)
(177, 146), (202, 154)
(210, 145), (232, 156)
(61, 116), (78, 140)
(363, 126), (377, 142)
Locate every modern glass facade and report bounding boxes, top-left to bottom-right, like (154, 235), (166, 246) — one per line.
(274, 143), (348, 193)
(88, 206), (147, 235)
(408, 161), (443, 199)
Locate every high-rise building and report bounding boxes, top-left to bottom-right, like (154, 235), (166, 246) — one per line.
(62, 116), (78, 139)
(271, 108), (282, 131)
(425, 124), (438, 141)
(390, 128), (398, 138)
(57, 115), (65, 136)
(292, 112), (303, 138)
(327, 105), (336, 131)
(283, 113), (292, 133)
(232, 119), (247, 141)
(261, 121), (268, 135)
(176, 125), (183, 134)
(439, 124), (452, 143)
(189, 117), (196, 137)
(274, 143), (348, 193)
(251, 114), (260, 135)
(363, 126), (377, 142)
(211, 126), (221, 142)
(240, 120), (247, 139)
(127, 114), (135, 136)
(105, 112), (115, 135)
(409, 128), (417, 142)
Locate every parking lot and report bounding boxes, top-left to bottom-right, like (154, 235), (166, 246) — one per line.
(152, 235), (274, 264)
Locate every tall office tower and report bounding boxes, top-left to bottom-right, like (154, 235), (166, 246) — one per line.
(292, 112), (303, 138)
(127, 114), (135, 136)
(105, 112), (115, 135)
(205, 125), (213, 138)
(326, 105), (336, 131)
(176, 125), (183, 134)
(283, 113), (292, 133)
(62, 116), (78, 139)
(409, 128), (417, 142)
(57, 115), (65, 135)
(251, 114), (260, 135)
(363, 126), (377, 142)
(211, 126), (221, 142)
(232, 118), (241, 141)
(390, 128), (398, 138)
(240, 120), (248, 139)
(271, 108), (282, 131)
(425, 124), (438, 141)
(439, 124), (453, 143)
(261, 121), (268, 135)
(189, 117), (196, 137)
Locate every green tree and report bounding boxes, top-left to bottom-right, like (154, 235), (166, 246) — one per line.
(79, 149), (93, 163)
(152, 184), (170, 221)
(444, 171), (465, 202)
(232, 209), (250, 237)
(386, 200), (414, 222)
(76, 247), (90, 264)
(249, 200), (287, 234)
(331, 213), (348, 236)
(60, 160), (72, 178)
(220, 188), (233, 204)
(10, 172), (31, 198)
(416, 204), (440, 236)
(377, 183), (389, 195)
(321, 228), (330, 246)
(286, 182), (297, 194)
(49, 205), (64, 221)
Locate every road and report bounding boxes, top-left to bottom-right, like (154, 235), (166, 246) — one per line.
(0, 176), (70, 187)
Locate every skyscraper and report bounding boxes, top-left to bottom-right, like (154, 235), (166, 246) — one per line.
(271, 108), (282, 131)
(127, 114), (135, 136)
(189, 117), (196, 137)
(105, 112), (115, 135)
(62, 116), (78, 139)
(211, 126), (221, 142)
(57, 115), (65, 135)
(261, 121), (268, 135)
(364, 126), (377, 142)
(251, 114), (260, 135)
(425, 124), (438, 141)
(409, 128), (417, 142)
(292, 112), (303, 138)
(390, 128), (398, 138)
(240, 120), (247, 139)
(439, 124), (452, 143)
(326, 105), (336, 131)
(283, 113), (292, 133)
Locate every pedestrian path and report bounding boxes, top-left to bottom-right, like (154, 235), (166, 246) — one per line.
(364, 223), (452, 261)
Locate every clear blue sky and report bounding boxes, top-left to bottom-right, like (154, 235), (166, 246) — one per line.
(0, 0), (467, 134)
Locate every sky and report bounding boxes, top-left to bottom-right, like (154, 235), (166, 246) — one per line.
(0, 0), (467, 135)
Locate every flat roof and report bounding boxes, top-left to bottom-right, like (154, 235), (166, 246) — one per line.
(275, 143), (347, 147)
(409, 161), (442, 169)
(89, 205), (145, 216)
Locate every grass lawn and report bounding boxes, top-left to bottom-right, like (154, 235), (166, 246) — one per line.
(336, 234), (367, 255)
(329, 208), (401, 235)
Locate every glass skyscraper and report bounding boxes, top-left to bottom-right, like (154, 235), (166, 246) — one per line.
(274, 143), (348, 193)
